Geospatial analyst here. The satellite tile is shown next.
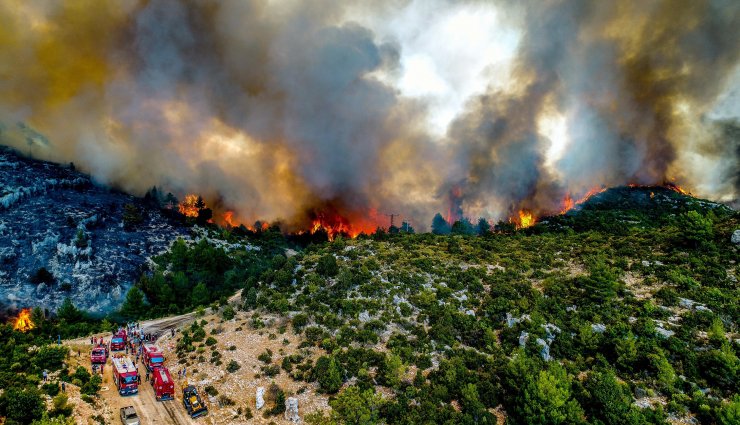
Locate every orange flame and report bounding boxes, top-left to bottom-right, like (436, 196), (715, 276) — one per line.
(664, 182), (691, 196)
(303, 208), (381, 240)
(178, 194), (200, 218)
(560, 193), (574, 214)
(223, 211), (235, 228)
(13, 308), (34, 332)
(509, 209), (536, 229)
(246, 221), (270, 232)
(560, 186), (608, 214)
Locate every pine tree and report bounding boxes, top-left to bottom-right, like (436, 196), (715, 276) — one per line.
(318, 356), (342, 394)
(120, 286), (146, 318)
(431, 213), (451, 235)
(190, 282), (209, 307)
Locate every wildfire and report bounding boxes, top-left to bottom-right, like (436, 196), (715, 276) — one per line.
(178, 194), (201, 217)
(511, 209), (536, 229)
(560, 186), (608, 214)
(560, 193), (574, 214)
(13, 308), (34, 332)
(223, 211), (236, 228)
(302, 207), (382, 240)
(664, 182), (691, 196)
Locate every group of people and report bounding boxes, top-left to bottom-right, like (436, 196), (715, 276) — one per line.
(42, 370), (66, 392)
(90, 335), (109, 350)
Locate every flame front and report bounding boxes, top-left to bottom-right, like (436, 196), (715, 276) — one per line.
(511, 210), (536, 229)
(178, 194), (200, 218)
(223, 211), (236, 228)
(13, 308), (34, 332)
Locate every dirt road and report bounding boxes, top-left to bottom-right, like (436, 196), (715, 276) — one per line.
(65, 311), (198, 347)
(66, 311), (214, 425)
(101, 361), (203, 425)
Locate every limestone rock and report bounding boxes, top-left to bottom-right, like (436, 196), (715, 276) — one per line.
(256, 387), (265, 410)
(518, 331), (529, 348)
(731, 229), (740, 244)
(285, 397), (299, 423)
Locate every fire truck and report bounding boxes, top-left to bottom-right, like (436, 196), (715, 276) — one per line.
(142, 343), (165, 371)
(151, 367), (175, 401)
(111, 330), (127, 351)
(90, 345), (108, 364)
(111, 356), (139, 396)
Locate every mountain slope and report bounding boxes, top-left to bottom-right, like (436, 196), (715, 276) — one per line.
(0, 146), (187, 314)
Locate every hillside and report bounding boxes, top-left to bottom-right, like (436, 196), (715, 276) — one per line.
(2, 181), (738, 425)
(0, 146), (187, 314)
(72, 193), (735, 424)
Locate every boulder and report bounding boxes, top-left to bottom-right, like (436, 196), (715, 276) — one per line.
(256, 387), (265, 410)
(732, 229), (740, 244)
(518, 331), (529, 348)
(285, 397), (299, 422)
(537, 338), (551, 362)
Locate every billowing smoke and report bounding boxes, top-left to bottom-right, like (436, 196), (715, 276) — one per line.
(0, 0), (738, 230)
(447, 0), (740, 218)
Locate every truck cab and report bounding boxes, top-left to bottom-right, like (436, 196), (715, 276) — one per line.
(142, 343), (165, 371)
(110, 330), (127, 351)
(90, 345), (107, 364)
(111, 356), (139, 396)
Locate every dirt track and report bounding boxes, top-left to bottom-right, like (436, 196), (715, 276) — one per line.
(65, 311), (213, 425)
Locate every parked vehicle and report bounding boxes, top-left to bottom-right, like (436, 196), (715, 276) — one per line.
(90, 345), (107, 364)
(182, 385), (208, 418)
(151, 367), (175, 401)
(142, 343), (165, 371)
(111, 356), (139, 396)
(110, 330), (127, 351)
(119, 406), (140, 425)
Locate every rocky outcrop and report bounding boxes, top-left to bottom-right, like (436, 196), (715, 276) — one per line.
(285, 397), (299, 422)
(0, 146), (187, 314)
(256, 387), (265, 410)
(732, 229), (740, 244)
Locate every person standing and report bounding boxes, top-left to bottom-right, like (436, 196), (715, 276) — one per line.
(61, 382), (66, 393)
(42, 370), (48, 382)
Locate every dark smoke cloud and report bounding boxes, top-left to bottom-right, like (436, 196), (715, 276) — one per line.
(446, 0), (740, 218)
(0, 0), (737, 231)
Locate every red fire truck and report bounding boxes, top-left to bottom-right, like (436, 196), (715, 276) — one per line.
(90, 345), (107, 364)
(142, 343), (165, 372)
(151, 367), (175, 401)
(110, 330), (127, 351)
(111, 356), (139, 396)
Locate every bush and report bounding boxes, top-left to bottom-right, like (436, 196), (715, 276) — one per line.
(292, 313), (308, 333)
(222, 306), (236, 320)
(317, 255), (339, 277)
(30, 267), (55, 284)
(258, 349), (273, 364)
(2, 387), (45, 424)
(315, 356), (342, 394)
(226, 360), (241, 373)
(205, 337), (217, 346)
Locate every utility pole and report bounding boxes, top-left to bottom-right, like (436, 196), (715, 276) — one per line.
(385, 213), (399, 228)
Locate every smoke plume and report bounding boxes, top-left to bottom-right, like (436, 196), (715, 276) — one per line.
(0, 0), (738, 230)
